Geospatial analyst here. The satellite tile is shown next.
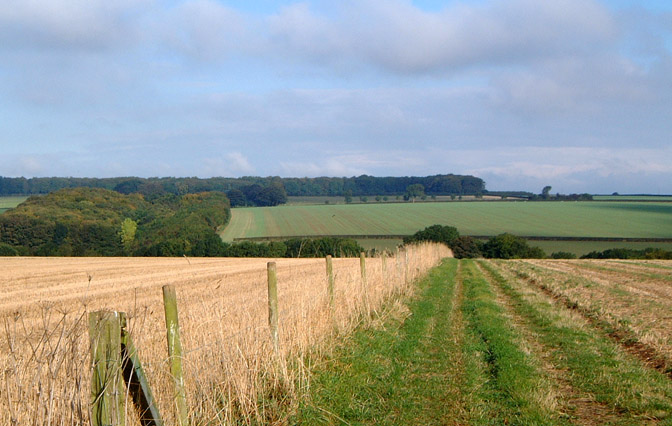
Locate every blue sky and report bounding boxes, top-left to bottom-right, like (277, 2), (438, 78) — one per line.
(1, 0), (671, 194)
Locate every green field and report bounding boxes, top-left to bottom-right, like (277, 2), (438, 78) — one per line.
(221, 201), (672, 255)
(0, 196), (28, 214)
(221, 201), (672, 240)
(594, 194), (672, 201)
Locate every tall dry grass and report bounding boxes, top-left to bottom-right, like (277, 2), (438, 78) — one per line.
(0, 242), (450, 425)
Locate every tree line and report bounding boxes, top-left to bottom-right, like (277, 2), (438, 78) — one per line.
(0, 174), (485, 198)
(403, 224), (672, 259)
(0, 188), (230, 257)
(0, 187), (367, 258)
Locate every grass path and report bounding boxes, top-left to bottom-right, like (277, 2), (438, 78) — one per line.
(295, 259), (672, 425)
(295, 259), (464, 424)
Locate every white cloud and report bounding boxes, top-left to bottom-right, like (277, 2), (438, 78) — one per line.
(466, 146), (672, 192)
(201, 152), (255, 177)
(160, 0), (256, 61)
(0, 0), (149, 51)
(261, 0), (616, 73)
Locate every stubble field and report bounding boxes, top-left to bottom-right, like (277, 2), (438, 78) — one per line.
(0, 243), (448, 425)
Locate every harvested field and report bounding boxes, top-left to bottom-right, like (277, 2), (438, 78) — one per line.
(0, 243), (450, 425)
(493, 259), (672, 375)
(299, 259), (672, 424)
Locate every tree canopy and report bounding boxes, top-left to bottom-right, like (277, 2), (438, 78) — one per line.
(0, 188), (231, 257)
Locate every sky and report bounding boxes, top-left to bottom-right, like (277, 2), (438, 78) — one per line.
(1, 0), (671, 194)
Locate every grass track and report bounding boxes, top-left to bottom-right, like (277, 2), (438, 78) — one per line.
(298, 259), (672, 425)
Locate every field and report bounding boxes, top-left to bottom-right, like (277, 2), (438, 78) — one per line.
(299, 258), (672, 424)
(0, 196), (28, 214)
(2, 253), (672, 424)
(0, 243), (448, 425)
(594, 195), (672, 201)
(221, 201), (672, 255)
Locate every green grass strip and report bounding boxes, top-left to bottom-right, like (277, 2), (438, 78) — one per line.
(480, 260), (672, 424)
(295, 259), (465, 425)
(459, 260), (563, 426)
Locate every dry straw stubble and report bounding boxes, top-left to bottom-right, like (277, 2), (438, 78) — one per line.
(0, 242), (450, 425)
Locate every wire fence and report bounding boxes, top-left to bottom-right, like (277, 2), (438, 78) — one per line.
(1, 243), (451, 425)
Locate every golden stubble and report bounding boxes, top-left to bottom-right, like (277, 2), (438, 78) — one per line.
(0, 243), (451, 425)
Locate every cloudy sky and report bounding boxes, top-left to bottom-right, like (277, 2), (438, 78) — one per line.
(1, 0), (671, 194)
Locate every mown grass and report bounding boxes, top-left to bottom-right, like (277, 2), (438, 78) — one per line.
(296, 259), (574, 425)
(295, 259), (462, 425)
(459, 260), (563, 425)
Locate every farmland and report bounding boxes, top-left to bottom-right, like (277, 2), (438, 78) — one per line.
(0, 196), (27, 214)
(2, 252), (672, 424)
(221, 201), (672, 255)
(0, 243), (447, 425)
(299, 258), (672, 424)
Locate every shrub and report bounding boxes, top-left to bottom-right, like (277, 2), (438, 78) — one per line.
(451, 236), (482, 259)
(0, 242), (18, 256)
(481, 233), (546, 259)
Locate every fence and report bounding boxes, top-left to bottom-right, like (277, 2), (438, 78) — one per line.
(1, 243), (451, 425)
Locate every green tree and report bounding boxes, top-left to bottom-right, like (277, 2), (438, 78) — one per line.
(403, 224), (459, 247)
(227, 189), (246, 207)
(405, 184), (425, 202)
(120, 218), (138, 254)
(481, 233), (545, 259)
(451, 236), (481, 259)
(541, 186), (552, 200)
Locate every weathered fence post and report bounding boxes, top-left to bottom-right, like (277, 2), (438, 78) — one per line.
(120, 313), (164, 426)
(326, 255), (335, 310)
(89, 311), (125, 426)
(267, 261), (279, 352)
(162, 285), (188, 426)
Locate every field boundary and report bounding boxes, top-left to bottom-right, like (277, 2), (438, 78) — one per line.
(234, 235), (672, 243)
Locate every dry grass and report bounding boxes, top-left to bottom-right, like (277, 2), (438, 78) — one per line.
(0, 243), (450, 425)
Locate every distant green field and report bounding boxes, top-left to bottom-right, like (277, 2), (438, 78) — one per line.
(529, 240), (672, 256)
(220, 201), (672, 242)
(0, 196), (28, 214)
(594, 195), (672, 201)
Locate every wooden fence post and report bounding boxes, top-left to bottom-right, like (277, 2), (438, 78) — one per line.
(89, 311), (125, 426)
(267, 261), (279, 352)
(162, 285), (188, 426)
(326, 255), (335, 310)
(120, 313), (164, 426)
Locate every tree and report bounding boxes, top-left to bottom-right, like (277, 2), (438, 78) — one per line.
(344, 190), (353, 204)
(451, 236), (481, 259)
(405, 184), (425, 202)
(481, 233), (545, 259)
(120, 218), (137, 255)
(404, 224), (459, 247)
(227, 189), (246, 207)
(541, 186), (552, 200)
